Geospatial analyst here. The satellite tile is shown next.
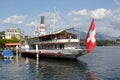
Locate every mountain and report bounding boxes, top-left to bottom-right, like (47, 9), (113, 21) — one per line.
(117, 36), (120, 39)
(96, 33), (115, 40)
(65, 28), (119, 40)
(79, 32), (118, 40)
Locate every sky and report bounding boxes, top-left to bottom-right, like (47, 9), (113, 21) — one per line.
(0, 0), (120, 37)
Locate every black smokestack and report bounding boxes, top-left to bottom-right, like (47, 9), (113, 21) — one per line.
(41, 16), (44, 24)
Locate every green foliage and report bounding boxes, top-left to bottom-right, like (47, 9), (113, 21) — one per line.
(97, 40), (120, 46)
(80, 39), (120, 46)
(0, 38), (20, 47)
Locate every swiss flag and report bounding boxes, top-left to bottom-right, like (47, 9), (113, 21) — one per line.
(85, 19), (96, 53)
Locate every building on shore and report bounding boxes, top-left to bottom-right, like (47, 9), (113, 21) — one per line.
(0, 27), (24, 51)
(5, 27), (23, 39)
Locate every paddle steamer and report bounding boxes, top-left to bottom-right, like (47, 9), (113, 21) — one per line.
(21, 16), (86, 59)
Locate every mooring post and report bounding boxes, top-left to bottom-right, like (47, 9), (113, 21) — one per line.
(16, 45), (19, 56)
(18, 45), (21, 56)
(36, 44), (39, 58)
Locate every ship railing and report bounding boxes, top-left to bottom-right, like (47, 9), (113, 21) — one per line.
(34, 39), (79, 44)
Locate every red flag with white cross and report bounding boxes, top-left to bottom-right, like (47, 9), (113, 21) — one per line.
(85, 19), (96, 53)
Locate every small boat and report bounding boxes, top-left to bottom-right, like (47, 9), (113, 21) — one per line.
(2, 50), (14, 59)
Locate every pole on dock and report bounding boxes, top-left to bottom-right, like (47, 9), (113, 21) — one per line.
(16, 45), (19, 56)
(19, 45), (21, 56)
(36, 44), (39, 58)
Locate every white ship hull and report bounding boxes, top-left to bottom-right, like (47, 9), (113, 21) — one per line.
(21, 49), (86, 59)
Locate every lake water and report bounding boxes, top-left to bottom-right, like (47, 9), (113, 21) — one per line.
(0, 46), (120, 80)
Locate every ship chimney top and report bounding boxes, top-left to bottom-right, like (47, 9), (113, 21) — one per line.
(39, 16), (46, 35)
(41, 16), (44, 24)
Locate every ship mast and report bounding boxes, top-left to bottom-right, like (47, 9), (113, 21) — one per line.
(34, 20), (39, 36)
(53, 7), (56, 32)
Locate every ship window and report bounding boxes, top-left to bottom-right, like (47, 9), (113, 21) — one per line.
(55, 44), (57, 49)
(59, 44), (64, 49)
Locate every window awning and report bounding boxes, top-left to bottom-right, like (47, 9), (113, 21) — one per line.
(5, 42), (21, 46)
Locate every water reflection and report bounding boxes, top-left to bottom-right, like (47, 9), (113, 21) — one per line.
(1, 46), (119, 80)
(2, 59), (13, 64)
(0, 55), (89, 80)
(29, 58), (88, 80)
